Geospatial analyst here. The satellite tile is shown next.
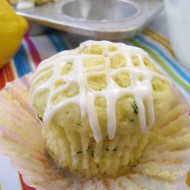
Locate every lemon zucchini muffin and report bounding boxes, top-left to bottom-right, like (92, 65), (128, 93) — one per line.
(30, 41), (177, 178)
(9, 0), (54, 9)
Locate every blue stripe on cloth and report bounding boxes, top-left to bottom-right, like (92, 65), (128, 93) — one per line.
(55, 31), (69, 50)
(135, 35), (190, 83)
(47, 32), (69, 52)
(13, 43), (32, 77)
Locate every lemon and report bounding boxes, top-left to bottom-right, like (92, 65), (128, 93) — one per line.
(0, 0), (28, 68)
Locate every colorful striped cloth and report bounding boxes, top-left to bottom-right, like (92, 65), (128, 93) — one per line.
(0, 28), (189, 98)
(0, 27), (189, 190)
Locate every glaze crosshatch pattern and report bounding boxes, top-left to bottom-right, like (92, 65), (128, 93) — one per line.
(30, 41), (170, 142)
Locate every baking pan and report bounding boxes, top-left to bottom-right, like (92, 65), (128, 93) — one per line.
(15, 0), (163, 40)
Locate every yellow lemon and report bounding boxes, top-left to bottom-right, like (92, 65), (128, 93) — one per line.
(0, 0), (28, 68)
(186, 172), (190, 188)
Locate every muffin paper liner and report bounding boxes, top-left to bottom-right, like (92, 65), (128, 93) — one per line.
(0, 73), (190, 190)
(43, 119), (149, 177)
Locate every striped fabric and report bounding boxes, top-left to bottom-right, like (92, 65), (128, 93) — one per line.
(0, 29), (189, 95)
(0, 28), (189, 190)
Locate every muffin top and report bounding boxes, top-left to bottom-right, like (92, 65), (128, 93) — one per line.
(30, 41), (172, 142)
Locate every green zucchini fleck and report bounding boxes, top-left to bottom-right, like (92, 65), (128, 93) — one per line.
(131, 101), (138, 115)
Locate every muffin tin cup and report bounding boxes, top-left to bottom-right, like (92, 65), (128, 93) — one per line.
(14, 0), (163, 39)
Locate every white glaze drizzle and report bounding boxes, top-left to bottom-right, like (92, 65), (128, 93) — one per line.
(30, 41), (170, 142)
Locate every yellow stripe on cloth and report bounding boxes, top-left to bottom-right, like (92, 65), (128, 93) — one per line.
(142, 28), (176, 58)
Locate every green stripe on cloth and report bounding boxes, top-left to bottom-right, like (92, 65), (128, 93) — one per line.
(128, 38), (190, 94)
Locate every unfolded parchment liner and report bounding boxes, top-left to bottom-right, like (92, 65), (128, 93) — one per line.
(0, 73), (190, 190)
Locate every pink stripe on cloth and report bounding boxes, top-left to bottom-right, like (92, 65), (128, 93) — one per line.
(19, 173), (36, 190)
(24, 36), (41, 67)
(0, 67), (6, 90)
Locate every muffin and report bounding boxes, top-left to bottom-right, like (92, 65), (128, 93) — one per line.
(9, 0), (54, 9)
(30, 40), (177, 178)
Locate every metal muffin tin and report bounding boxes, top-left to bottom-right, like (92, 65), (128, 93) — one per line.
(15, 0), (163, 40)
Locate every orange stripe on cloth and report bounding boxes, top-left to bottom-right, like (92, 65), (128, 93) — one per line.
(19, 173), (36, 190)
(0, 62), (15, 90)
(4, 63), (15, 82)
(142, 28), (176, 58)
